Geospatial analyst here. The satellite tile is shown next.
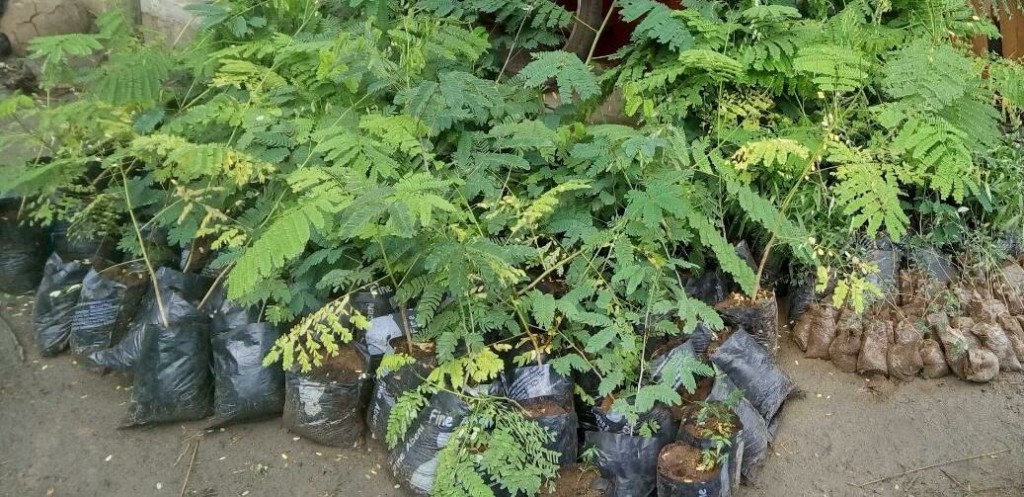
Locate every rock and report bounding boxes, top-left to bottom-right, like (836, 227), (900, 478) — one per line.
(0, 0), (93, 56)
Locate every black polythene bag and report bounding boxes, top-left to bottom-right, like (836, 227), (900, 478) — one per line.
(650, 341), (698, 391)
(521, 396), (579, 465)
(367, 353), (435, 442)
(866, 237), (900, 303)
(593, 402), (677, 441)
(710, 329), (796, 425)
(389, 391), (470, 495)
(708, 375), (768, 483)
(34, 252), (91, 356)
(85, 268), (210, 372)
(716, 296), (779, 354)
(283, 344), (374, 447)
(505, 365), (578, 464)
(585, 430), (667, 497)
(207, 285), (260, 332)
(208, 323), (285, 427)
(122, 309), (213, 427)
(683, 269), (729, 306)
(787, 274), (816, 323)
(0, 200), (48, 294)
(51, 220), (116, 262)
(69, 265), (148, 357)
(502, 364), (573, 404)
(675, 402), (744, 497)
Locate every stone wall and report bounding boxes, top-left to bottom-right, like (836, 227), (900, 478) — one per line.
(0, 0), (195, 55)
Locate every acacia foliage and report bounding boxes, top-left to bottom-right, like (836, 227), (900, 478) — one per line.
(2, 0), (1024, 494)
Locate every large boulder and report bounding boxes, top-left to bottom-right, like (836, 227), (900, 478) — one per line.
(0, 0), (92, 56)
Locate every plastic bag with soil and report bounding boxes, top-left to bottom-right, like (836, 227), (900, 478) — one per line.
(0, 200), (48, 294)
(999, 316), (1024, 363)
(787, 274), (816, 323)
(709, 329), (796, 425)
(367, 343), (435, 442)
(683, 269), (729, 306)
(69, 265), (148, 357)
(857, 319), (893, 376)
(283, 344), (373, 447)
(584, 430), (666, 497)
(971, 322), (1022, 372)
(504, 365), (577, 463)
(593, 399), (676, 441)
(675, 405), (743, 496)
(208, 286), (261, 332)
(865, 237), (900, 304)
(913, 248), (954, 284)
(85, 269), (210, 372)
(919, 339), (950, 379)
(828, 311), (862, 373)
(389, 391), (470, 495)
(34, 252), (91, 356)
(50, 220), (116, 262)
(969, 298), (1009, 325)
(804, 304), (838, 360)
(657, 441), (726, 497)
(208, 322), (285, 428)
(888, 320), (924, 381)
(715, 293), (779, 354)
(650, 341), (699, 391)
(707, 374), (769, 482)
(122, 309), (213, 426)
(521, 397), (579, 465)
(935, 326), (999, 382)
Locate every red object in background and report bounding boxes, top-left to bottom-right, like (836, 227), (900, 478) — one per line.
(573, 0), (686, 59)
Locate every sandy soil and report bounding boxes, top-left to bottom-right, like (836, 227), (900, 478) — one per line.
(2, 292), (1022, 497)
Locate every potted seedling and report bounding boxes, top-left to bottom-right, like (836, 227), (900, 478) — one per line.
(658, 397), (744, 497)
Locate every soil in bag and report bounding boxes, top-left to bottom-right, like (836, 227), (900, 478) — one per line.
(390, 391), (470, 495)
(804, 304), (838, 359)
(34, 252), (91, 356)
(521, 397), (579, 465)
(122, 308), (213, 426)
(971, 322), (1022, 372)
(51, 220), (117, 262)
(584, 430), (666, 497)
(715, 292), (779, 354)
(656, 441), (723, 497)
(787, 274), (816, 323)
(69, 264), (147, 357)
(707, 374), (766, 483)
(919, 339), (950, 379)
(541, 464), (608, 497)
(283, 343), (373, 447)
(857, 319), (893, 376)
(594, 397), (677, 441)
(676, 404), (743, 496)
(208, 285), (261, 332)
(367, 342), (436, 442)
(828, 310), (863, 373)
(866, 237), (900, 304)
(84, 267), (210, 371)
(888, 329), (923, 382)
(709, 329), (796, 425)
(0, 199), (48, 294)
(209, 322), (285, 428)
(504, 364), (578, 464)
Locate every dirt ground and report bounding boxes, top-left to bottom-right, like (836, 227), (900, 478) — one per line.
(2, 292), (1023, 497)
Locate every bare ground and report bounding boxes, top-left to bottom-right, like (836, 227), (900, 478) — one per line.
(1, 292), (1022, 497)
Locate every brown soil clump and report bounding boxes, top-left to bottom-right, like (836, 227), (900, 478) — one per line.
(541, 465), (605, 497)
(306, 345), (367, 383)
(658, 442), (721, 483)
